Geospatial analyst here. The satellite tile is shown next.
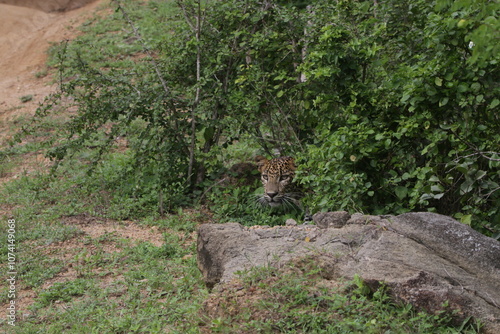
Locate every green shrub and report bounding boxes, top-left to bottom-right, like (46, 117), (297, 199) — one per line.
(295, 0), (499, 237)
(31, 0), (499, 236)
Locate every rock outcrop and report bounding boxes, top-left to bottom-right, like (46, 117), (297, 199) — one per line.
(197, 212), (500, 333)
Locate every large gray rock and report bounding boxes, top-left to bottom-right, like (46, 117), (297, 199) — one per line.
(197, 212), (500, 333)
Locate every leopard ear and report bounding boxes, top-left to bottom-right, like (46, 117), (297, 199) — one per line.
(282, 156), (297, 171)
(254, 155), (268, 172)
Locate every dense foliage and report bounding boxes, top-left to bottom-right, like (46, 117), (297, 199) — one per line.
(296, 0), (500, 237)
(32, 0), (499, 236)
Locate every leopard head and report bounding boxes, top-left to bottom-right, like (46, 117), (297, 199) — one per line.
(254, 155), (297, 208)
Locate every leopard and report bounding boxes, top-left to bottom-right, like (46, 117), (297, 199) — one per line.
(254, 155), (302, 209)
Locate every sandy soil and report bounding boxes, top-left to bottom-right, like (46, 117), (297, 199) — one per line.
(0, 0), (104, 145)
(0, 0), (97, 13)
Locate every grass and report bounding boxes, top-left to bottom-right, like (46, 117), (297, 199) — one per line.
(0, 155), (482, 332)
(203, 265), (481, 333)
(0, 184), (206, 331)
(19, 95), (33, 103)
(1, 164), (483, 330)
(34, 67), (49, 79)
(0, 0), (485, 332)
(46, 0), (179, 75)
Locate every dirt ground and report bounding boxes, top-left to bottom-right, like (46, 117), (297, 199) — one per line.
(0, 0), (174, 316)
(0, 0), (104, 145)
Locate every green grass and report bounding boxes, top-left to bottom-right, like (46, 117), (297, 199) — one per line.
(1, 132), (207, 331)
(34, 67), (49, 78)
(204, 265), (482, 333)
(0, 198), (206, 332)
(16, 234), (205, 333)
(46, 0), (180, 75)
(19, 95), (33, 103)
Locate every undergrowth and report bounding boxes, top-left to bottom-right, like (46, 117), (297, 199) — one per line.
(203, 263), (482, 333)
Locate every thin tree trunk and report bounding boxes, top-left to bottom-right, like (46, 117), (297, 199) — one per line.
(183, 0), (203, 186)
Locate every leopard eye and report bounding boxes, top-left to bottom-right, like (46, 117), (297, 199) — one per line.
(280, 175), (290, 182)
(262, 175), (268, 181)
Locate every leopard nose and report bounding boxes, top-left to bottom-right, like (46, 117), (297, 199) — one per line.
(266, 191), (278, 199)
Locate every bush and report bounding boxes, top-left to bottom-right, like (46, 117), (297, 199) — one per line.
(295, 0), (499, 237)
(31, 0), (499, 236)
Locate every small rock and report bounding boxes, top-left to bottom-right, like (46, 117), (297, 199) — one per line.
(285, 219), (298, 226)
(313, 211), (350, 228)
(347, 213), (382, 225)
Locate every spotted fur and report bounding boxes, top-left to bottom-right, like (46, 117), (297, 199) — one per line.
(254, 155), (300, 208)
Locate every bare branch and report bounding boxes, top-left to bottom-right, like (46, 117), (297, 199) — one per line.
(479, 152), (500, 162)
(453, 151), (500, 163)
(177, 0), (208, 184)
(449, 128), (500, 162)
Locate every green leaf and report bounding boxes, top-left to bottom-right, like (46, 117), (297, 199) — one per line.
(431, 184), (444, 192)
(488, 99), (499, 109)
(439, 97), (449, 106)
(475, 170), (487, 180)
(433, 193), (445, 199)
(435, 77), (443, 86)
(471, 82), (481, 92)
(420, 193), (434, 201)
(460, 214), (472, 225)
(460, 179), (474, 195)
(429, 175), (440, 182)
(401, 93), (411, 103)
(395, 186), (408, 200)
(457, 83), (468, 92)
